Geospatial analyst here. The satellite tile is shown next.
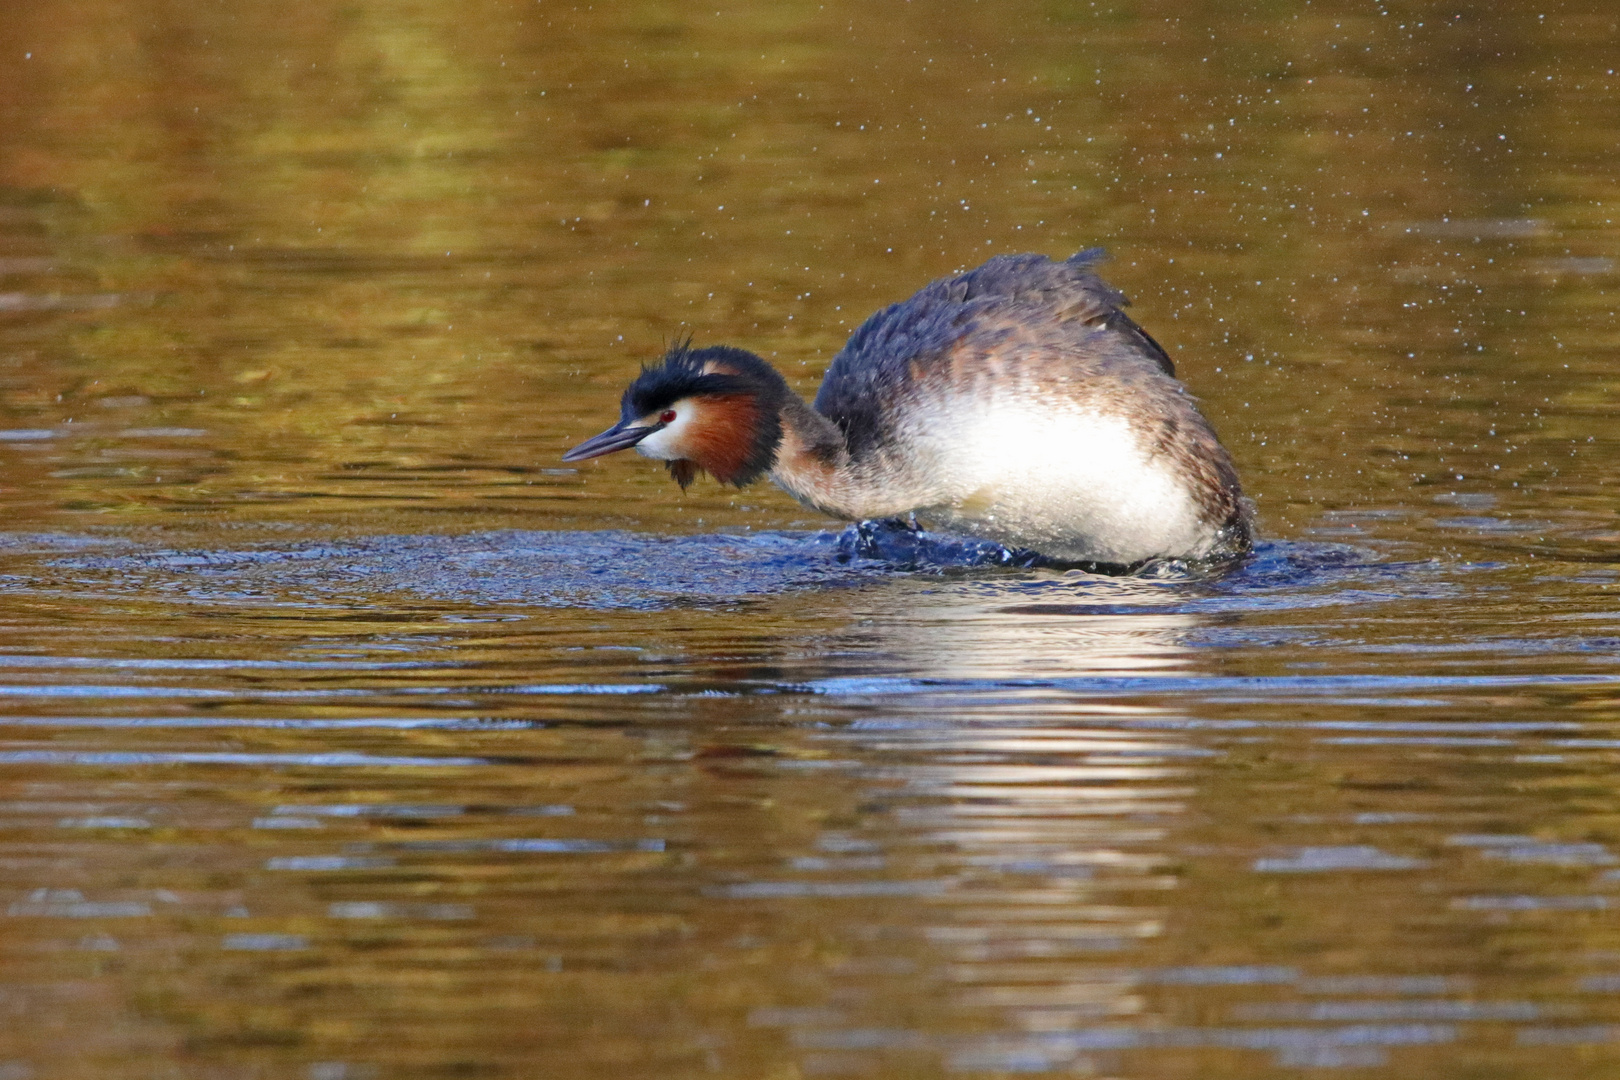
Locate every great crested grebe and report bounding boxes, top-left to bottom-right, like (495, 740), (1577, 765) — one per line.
(563, 249), (1252, 565)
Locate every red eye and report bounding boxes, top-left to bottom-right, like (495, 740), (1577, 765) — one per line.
(659, 410), (677, 424)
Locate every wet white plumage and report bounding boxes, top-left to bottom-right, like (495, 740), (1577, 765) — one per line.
(903, 402), (1214, 564)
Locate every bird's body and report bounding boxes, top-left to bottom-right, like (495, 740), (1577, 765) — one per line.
(564, 250), (1251, 566)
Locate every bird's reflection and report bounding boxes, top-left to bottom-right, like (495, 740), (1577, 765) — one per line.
(741, 580), (1209, 1073)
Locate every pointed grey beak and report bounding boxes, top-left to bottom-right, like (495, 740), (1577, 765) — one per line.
(562, 419), (661, 462)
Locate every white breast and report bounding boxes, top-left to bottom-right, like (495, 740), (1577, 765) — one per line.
(905, 402), (1213, 563)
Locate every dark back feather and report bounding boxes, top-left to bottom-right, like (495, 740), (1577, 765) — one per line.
(813, 250), (1177, 460)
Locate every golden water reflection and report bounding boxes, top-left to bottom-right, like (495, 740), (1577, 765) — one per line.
(0, 0), (1614, 545)
(1, 0), (1619, 1077)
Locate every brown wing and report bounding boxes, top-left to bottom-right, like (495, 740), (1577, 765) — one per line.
(813, 249), (1176, 460)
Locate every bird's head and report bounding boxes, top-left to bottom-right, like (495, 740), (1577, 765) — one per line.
(562, 343), (787, 489)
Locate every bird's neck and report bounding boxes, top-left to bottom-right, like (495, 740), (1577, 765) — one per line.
(766, 392), (868, 519)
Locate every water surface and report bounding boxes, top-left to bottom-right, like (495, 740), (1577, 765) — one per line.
(1, 1), (1618, 1077)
